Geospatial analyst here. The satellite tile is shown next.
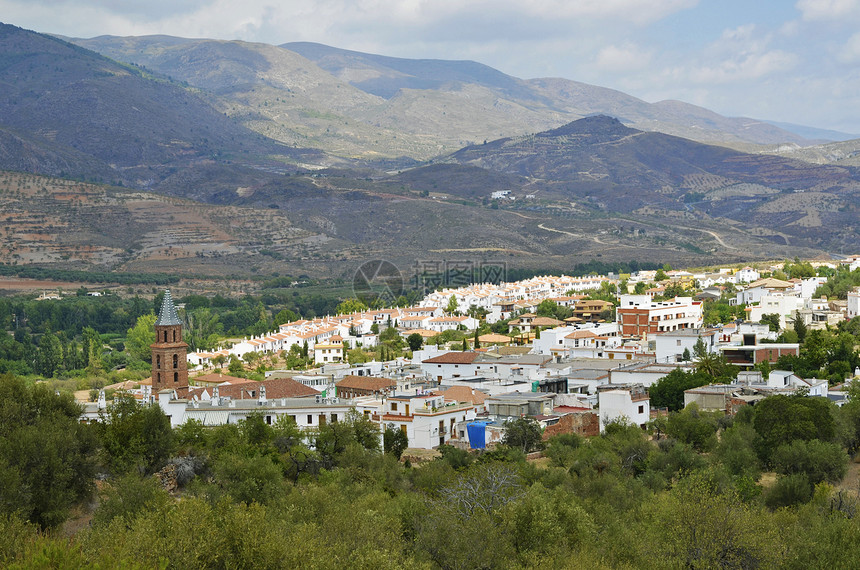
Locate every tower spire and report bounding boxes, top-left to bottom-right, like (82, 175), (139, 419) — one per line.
(156, 289), (182, 326)
(151, 289), (188, 398)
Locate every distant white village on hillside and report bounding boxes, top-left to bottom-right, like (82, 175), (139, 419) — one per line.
(83, 256), (860, 452)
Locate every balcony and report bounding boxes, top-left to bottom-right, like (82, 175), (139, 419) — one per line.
(413, 402), (475, 416)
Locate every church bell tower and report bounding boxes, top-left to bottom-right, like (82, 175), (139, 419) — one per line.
(151, 290), (188, 397)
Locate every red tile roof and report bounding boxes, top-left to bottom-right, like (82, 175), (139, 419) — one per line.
(336, 375), (396, 392)
(422, 352), (480, 364)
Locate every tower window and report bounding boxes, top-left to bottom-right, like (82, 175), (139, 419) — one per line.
(157, 372), (161, 384)
(174, 372), (178, 383)
(163, 330), (168, 342)
(173, 329), (177, 342)
(173, 354), (178, 369)
(156, 355), (161, 368)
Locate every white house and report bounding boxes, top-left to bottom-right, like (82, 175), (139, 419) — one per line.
(848, 288), (860, 320)
(734, 267), (760, 283)
(376, 393), (477, 449)
(653, 328), (720, 363)
(597, 384), (650, 431)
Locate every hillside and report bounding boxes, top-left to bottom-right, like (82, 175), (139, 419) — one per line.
(441, 116), (860, 251)
(67, 35), (815, 162)
(0, 24), (327, 190)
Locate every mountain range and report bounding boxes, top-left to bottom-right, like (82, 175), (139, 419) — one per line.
(0, 22), (857, 282)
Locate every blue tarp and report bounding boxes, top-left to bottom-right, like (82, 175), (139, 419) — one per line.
(467, 422), (488, 449)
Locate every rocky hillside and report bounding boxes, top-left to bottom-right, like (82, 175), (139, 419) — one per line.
(68, 35), (817, 162)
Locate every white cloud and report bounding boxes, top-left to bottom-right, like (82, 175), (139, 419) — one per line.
(691, 50), (797, 83)
(837, 31), (860, 62)
(796, 0), (860, 21)
(595, 43), (653, 72)
(686, 24), (797, 84)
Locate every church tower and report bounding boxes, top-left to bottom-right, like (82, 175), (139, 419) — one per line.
(150, 290), (188, 397)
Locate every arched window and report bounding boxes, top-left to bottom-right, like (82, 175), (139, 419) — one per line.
(156, 354), (161, 368)
(163, 330), (168, 342)
(173, 354), (178, 369)
(174, 372), (178, 383)
(173, 329), (177, 342)
(157, 372), (161, 385)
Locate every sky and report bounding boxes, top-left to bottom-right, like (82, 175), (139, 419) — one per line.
(4, 0), (860, 134)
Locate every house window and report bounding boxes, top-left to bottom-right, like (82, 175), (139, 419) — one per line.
(677, 340), (682, 346)
(391, 402), (398, 411)
(307, 414), (313, 424)
(638, 405), (644, 414)
(331, 413), (338, 423)
(265, 415), (272, 425)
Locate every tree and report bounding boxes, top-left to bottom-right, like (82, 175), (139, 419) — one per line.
(501, 417), (543, 453)
(228, 356), (245, 376)
(184, 308), (222, 352)
(384, 425), (409, 459)
(760, 313), (781, 332)
(681, 347), (691, 362)
(336, 298), (368, 315)
(446, 295), (459, 315)
(473, 329), (480, 349)
(407, 332), (423, 352)
(273, 309), (298, 326)
(462, 337), (469, 351)
(665, 404), (718, 452)
(793, 311), (808, 343)
(126, 313), (156, 364)
(655, 269), (668, 282)
(649, 369), (713, 412)
(752, 394), (837, 463)
(34, 333), (62, 378)
(0, 374), (98, 529)
(771, 439), (848, 486)
(98, 393), (174, 475)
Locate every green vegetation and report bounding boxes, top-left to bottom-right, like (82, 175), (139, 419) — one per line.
(2, 369), (860, 566)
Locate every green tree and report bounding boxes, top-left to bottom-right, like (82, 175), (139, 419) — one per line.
(760, 313), (781, 332)
(126, 313), (156, 364)
(771, 439), (848, 486)
(793, 311), (808, 343)
(752, 394), (837, 463)
(383, 425), (409, 459)
(336, 298), (368, 315)
(406, 332), (423, 352)
(228, 356), (245, 376)
(501, 417), (543, 453)
(665, 403), (719, 452)
(446, 295), (459, 315)
(649, 369), (714, 412)
(34, 333), (62, 378)
(0, 375), (98, 529)
(98, 393), (174, 475)
(184, 307), (222, 352)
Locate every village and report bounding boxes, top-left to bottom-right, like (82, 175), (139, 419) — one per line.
(79, 256), (860, 456)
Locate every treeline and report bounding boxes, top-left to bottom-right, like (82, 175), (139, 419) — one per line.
(0, 264), (179, 285)
(5, 373), (860, 568)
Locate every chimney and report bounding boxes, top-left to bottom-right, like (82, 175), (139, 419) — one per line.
(97, 389), (106, 410)
(258, 384), (267, 406)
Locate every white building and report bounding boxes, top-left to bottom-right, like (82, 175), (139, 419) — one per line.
(376, 393), (477, 449)
(598, 384), (650, 431)
(653, 328), (720, 363)
(848, 288), (860, 320)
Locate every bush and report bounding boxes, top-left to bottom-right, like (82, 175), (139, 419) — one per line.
(765, 473), (813, 509)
